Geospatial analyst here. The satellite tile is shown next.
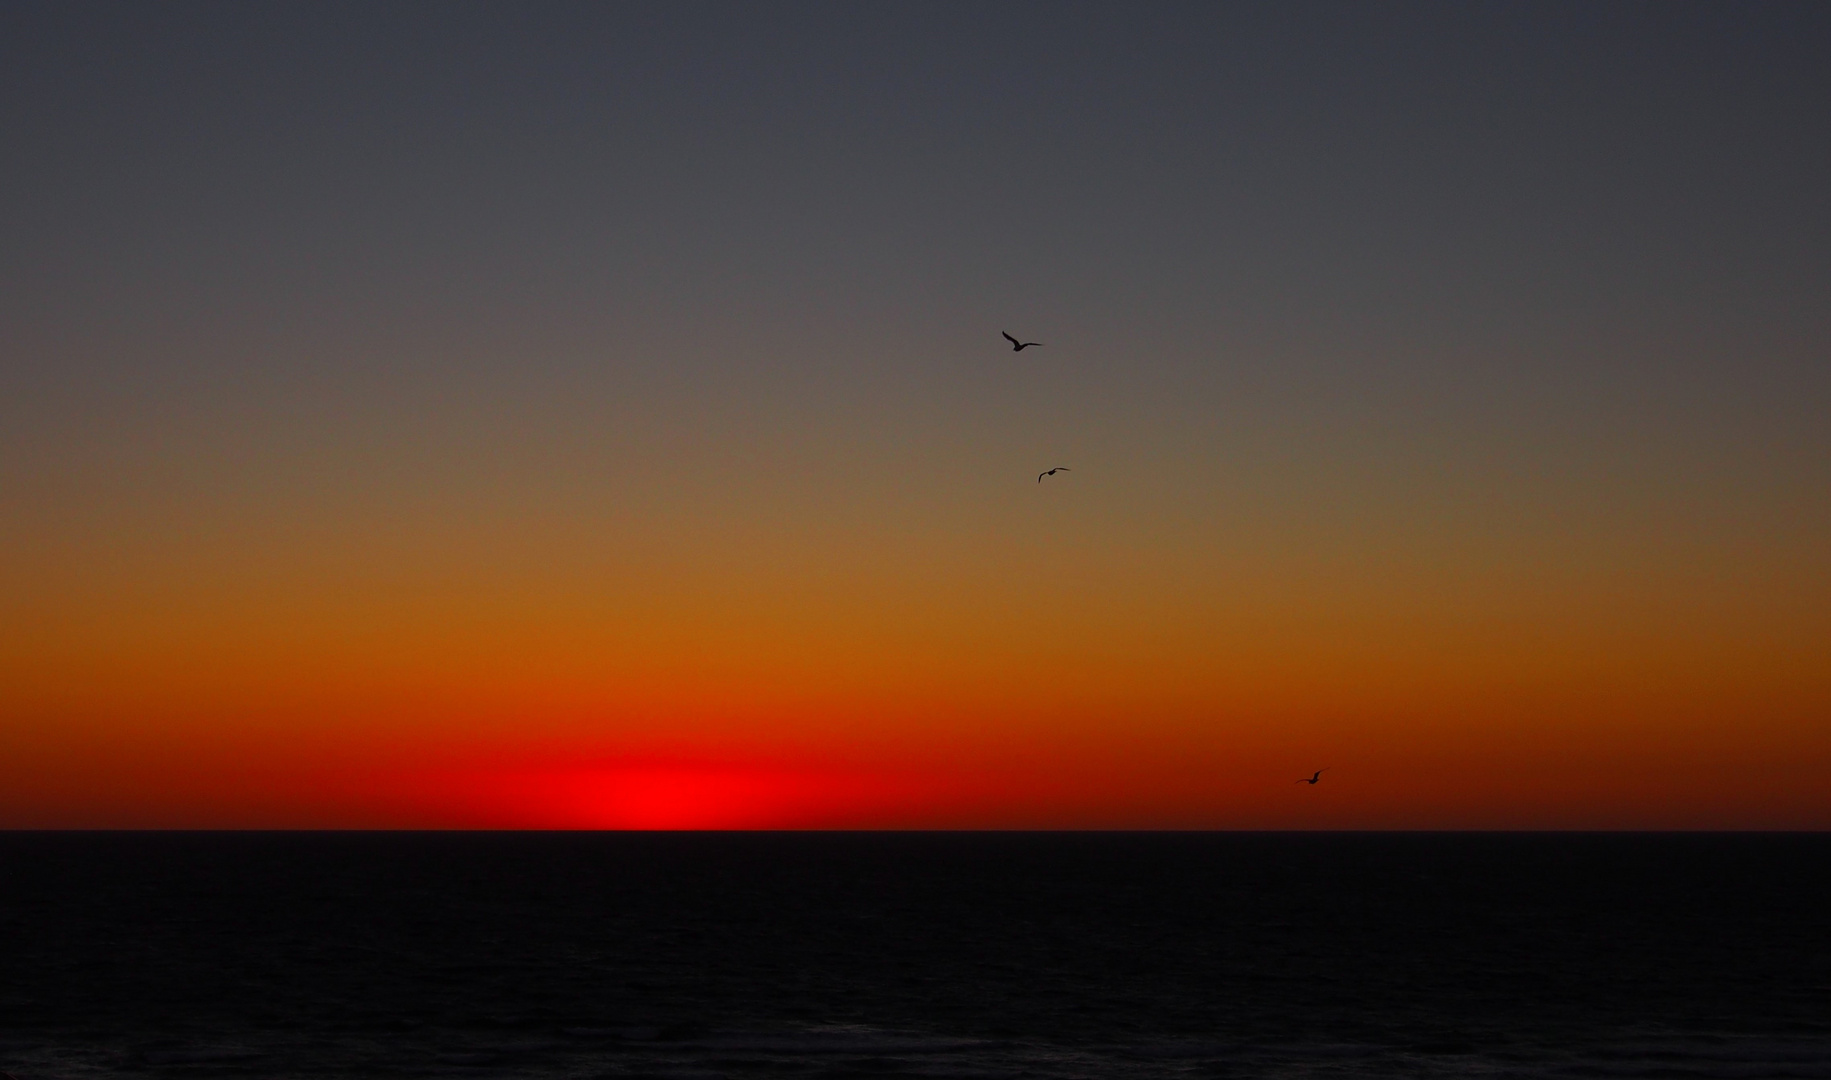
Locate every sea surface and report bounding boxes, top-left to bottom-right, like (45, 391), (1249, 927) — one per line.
(1, 833), (1827, 1079)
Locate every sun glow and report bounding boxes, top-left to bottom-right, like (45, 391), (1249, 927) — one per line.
(456, 762), (944, 830)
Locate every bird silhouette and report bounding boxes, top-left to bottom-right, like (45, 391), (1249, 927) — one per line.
(1003, 331), (1042, 351)
(1297, 769), (1327, 785)
(1038, 467), (1071, 483)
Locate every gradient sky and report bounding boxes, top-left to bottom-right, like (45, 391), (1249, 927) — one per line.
(3, 1), (1828, 828)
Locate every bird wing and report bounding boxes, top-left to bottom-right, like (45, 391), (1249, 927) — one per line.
(1003, 331), (1019, 345)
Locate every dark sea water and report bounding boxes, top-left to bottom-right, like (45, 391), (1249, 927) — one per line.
(2, 833), (1827, 1080)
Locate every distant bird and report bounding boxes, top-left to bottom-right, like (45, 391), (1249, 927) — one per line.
(1003, 331), (1043, 351)
(1038, 467), (1071, 483)
(1297, 769), (1327, 785)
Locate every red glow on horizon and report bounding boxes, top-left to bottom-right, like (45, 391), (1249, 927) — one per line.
(451, 761), (948, 829)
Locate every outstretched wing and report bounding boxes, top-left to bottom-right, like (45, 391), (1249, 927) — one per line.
(1003, 331), (1019, 346)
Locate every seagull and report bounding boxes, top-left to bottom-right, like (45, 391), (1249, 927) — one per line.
(1003, 331), (1043, 351)
(1037, 467), (1070, 483)
(1296, 769), (1327, 785)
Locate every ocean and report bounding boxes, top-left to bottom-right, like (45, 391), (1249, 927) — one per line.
(2, 832), (1827, 1079)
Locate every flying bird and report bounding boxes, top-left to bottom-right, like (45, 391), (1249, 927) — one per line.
(1003, 331), (1043, 351)
(1038, 467), (1070, 482)
(1297, 769), (1327, 785)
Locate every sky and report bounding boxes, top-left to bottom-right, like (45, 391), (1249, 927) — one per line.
(2, 1), (1828, 828)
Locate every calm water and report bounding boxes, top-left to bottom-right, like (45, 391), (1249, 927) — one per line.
(2, 833), (1827, 1079)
